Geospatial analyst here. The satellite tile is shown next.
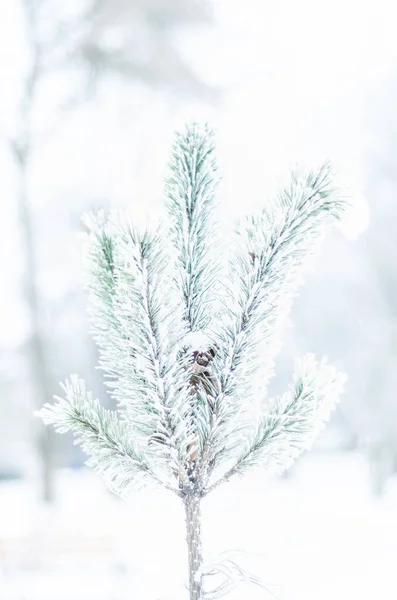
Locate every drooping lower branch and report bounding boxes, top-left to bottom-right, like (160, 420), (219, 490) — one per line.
(184, 494), (204, 600)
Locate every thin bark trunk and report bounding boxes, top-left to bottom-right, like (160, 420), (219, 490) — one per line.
(184, 494), (204, 600)
(9, 0), (55, 504)
(17, 159), (55, 503)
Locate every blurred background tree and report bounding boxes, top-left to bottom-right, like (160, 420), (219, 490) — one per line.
(0, 0), (215, 502)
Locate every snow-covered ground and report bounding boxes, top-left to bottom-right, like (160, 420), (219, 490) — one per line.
(1, 451), (396, 600)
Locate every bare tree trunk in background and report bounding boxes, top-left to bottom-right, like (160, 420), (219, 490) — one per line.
(16, 158), (55, 503)
(367, 442), (393, 497)
(10, 0), (55, 503)
(5, 0), (214, 502)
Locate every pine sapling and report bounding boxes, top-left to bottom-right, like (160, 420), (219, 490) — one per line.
(37, 124), (348, 600)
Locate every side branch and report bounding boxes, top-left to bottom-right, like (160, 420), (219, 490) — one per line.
(37, 376), (181, 496)
(205, 354), (346, 494)
(204, 163), (347, 473)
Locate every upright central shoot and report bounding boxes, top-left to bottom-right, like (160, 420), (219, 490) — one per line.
(38, 124), (348, 600)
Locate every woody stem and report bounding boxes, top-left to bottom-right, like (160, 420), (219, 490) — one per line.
(184, 494), (204, 600)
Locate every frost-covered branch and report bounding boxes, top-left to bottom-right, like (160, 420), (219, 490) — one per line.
(37, 376), (178, 495)
(84, 215), (195, 480)
(206, 164), (346, 469)
(206, 355), (346, 493)
(164, 123), (220, 332)
(164, 124), (224, 488)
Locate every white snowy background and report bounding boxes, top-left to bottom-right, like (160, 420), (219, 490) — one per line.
(1, 0), (397, 598)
